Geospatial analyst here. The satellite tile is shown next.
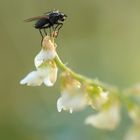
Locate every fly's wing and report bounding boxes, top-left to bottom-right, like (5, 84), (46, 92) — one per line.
(44, 11), (52, 15)
(24, 15), (48, 22)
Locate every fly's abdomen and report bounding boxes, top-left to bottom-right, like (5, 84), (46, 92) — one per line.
(35, 18), (48, 29)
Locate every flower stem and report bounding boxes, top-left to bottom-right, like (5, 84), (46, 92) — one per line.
(55, 53), (92, 81)
(54, 53), (116, 92)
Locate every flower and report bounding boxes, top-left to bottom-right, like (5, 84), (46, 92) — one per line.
(57, 72), (87, 113)
(34, 36), (56, 68)
(124, 84), (140, 97)
(20, 61), (58, 86)
(57, 88), (87, 113)
(124, 125), (140, 140)
(85, 102), (120, 130)
(20, 36), (58, 87)
(128, 105), (140, 125)
(86, 85), (109, 109)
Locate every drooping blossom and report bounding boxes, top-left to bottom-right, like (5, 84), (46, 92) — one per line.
(57, 72), (88, 113)
(128, 104), (140, 125)
(86, 85), (109, 109)
(124, 125), (140, 140)
(85, 101), (120, 130)
(20, 61), (58, 86)
(20, 36), (58, 87)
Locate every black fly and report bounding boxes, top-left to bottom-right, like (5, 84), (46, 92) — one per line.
(25, 10), (67, 42)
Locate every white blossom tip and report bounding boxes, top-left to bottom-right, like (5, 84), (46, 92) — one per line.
(34, 49), (56, 68)
(85, 103), (120, 130)
(69, 109), (73, 114)
(57, 98), (63, 112)
(20, 71), (43, 86)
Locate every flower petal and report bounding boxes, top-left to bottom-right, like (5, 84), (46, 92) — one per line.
(34, 49), (48, 68)
(20, 71), (43, 86)
(20, 61), (58, 87)
(57, 97), (63, 112)
(128, 105), (140, 125)
(39, 61), (58, 86)
(90, 91), (109, 109)
(34, 49), (56, 68)
(85, 103), (120, 130)
(57, 72), (88, 113)
(124, 126), (140, 140)
(57, 90), (87, 113)
(42, 62), (58, 87)
(34, 36), (56, 68)
(57, 96), (73, 113)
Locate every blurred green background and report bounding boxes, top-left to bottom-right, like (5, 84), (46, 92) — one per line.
(0, 0), (140, 140)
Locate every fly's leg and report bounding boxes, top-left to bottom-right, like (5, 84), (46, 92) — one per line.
(39, 25), (49, 46)
(43, 28), (47, 36)
(39, 29), (44, 46)
(41, 25), (51, 37)
(49, 27), (52, 36)
(39, 29), (43, 38)
(55, 23), (63, 37)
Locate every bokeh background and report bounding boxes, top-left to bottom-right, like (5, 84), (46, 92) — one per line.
(0, 0), (140, 140)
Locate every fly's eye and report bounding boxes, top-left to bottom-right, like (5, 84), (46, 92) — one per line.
(59, 14), (63, 18)
(59, 14), (65, 21)
(61, 17), (64, 21)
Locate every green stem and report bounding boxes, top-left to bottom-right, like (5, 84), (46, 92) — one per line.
(55, 54), (86, 80)
(54, 53), (116, 92)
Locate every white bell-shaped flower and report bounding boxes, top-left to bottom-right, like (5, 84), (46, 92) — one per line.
(57, 72), (87, 113)
(20, 61), (58, 87)
(85, 102), (120, 130)
(57, 89), (87, 113)
(124, 125), (140, 140)
(128, 105), (140, 125)
(20, 36), (58, 87)
(86, 86), (109, 110)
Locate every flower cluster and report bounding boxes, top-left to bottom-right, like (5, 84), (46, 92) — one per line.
(20, 36), (57, 87)
(20, 35), (140, 138)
